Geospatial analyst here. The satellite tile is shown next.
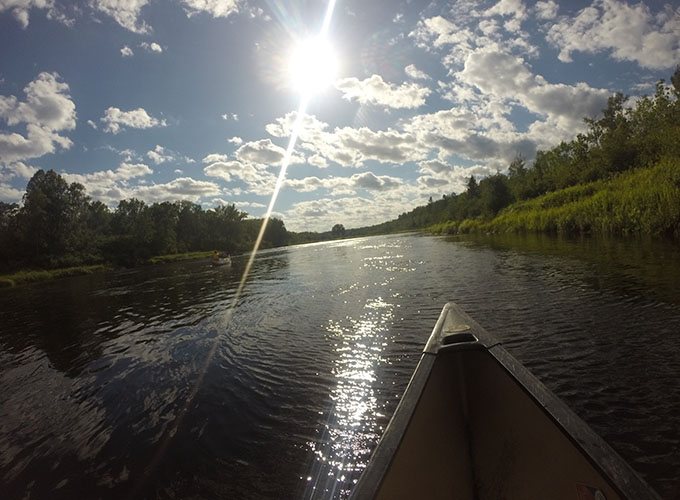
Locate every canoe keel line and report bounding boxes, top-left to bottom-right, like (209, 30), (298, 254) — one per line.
(350, 303), (660, 500)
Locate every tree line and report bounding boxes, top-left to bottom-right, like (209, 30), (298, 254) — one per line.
(0, 171), (289, 272)
(346, 68), (680, 238)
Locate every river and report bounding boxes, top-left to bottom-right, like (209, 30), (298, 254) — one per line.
(1, 233), (679, 499)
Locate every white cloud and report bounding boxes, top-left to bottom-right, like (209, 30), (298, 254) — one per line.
(91, 0), (151, 34)
(120, 45), (134, 57)
(61, 163), (221, 205)
(307, 153), (327, 169)
(203, 159), (276, 195)
(0, 182), (23, 201)
(485, 0), (528, 21)
(0, 0), (71, 29)
(100, 106), (166, 134)
(5, 161), (38, 179)
(266, 111), (426, 168)
(140, 41), (162, 53)
(61, 161), (152, 203)
(222, 113), (239, 121)
(459, 46), (609, 130)
(228, 136), (243, 145)
(181, 0), (240, 18)
(546, 0), (680, 69)
(202, 153), (229, 163)
(335, 74), (431, 109)
(409, 16), (475, 64)
(0, 72), (76, 165)
(405, 64), (430, 80)
(534, 0), (558, 20)
(282, 172), (402, 195)
(87, 119), (97, 129)
(234, 138), (303, 167)
(146, 145), (173, 164)
(284, 193), (414, 232)
(135, 177), (221, 203)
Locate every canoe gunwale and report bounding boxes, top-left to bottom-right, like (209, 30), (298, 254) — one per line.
(350, 302), (661, 500)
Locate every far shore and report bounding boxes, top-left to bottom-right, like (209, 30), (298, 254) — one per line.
(0, 251), (219, 288)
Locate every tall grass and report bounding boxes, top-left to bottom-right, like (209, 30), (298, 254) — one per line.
(440, 157), (680, 238)
(0, 265), (110, 288)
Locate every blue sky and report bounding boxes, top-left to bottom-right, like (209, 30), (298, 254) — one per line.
(1, 0), (678, 231)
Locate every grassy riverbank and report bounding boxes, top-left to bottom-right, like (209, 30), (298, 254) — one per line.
(0, 264), (111, 288)
(0, 251), (217, 288)
(147, 251), (214, 264)
(432, 157), (680, 238)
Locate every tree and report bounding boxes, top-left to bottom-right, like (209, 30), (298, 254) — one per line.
(19, 170), (91, 267)
(265, 217), (289, 247)
(331, 223), (346, 237)
(0, 202), (20, 270)
(480, 174), (512, 218)
(671, 65), (680, 97)
(466, 175), (480, 198)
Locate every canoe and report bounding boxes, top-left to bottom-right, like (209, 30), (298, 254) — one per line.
(211, 257), (231, 266)
(350, 303), (660, 500)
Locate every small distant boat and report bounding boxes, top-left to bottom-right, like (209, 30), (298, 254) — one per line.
(351, 303), (660, 500)
(211, 255), (231, 266)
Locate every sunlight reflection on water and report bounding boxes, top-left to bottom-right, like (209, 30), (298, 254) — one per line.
(303, 297), (395, 500)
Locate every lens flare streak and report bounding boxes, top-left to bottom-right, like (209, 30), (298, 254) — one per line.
(134, 0), (339, 493)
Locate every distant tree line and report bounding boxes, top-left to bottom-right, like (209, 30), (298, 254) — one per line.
(344, 68), (680, 238)
(0, 170), (289, 272)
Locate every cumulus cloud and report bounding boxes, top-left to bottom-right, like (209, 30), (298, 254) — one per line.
(140, 41), (162, 53)
(234, 138), (303, 167)
(120, 45), (134, 57)
(135, 177), (221, 203)
(405, 64), (430, 80)
(146, 145), (173, 164)
(0, 72), (76, 165)
(181, 0), (241, 18)
(484, 0), (528, 21)
(5, 161), (38, 179)
(100, 107), (166, 134)
(0, 0), (71, 28)
(534, 0), (558, 20)
(284, 193), (415, 232)
(0, 182), (23, 201)
(335, 74), (431, 109)
(202, 153), (229, 163)
(409, 16), (475, 64)
(546, 0), (680, 69)
(203, 159), (276, 194)
(266, 111), (426, 168)
(282, 172), (402, 194)
(459, 46), (609, 130)
(60, 161), (151, 203)
(62, 160), (220, 205)
(91, 0), (151, 34)
(228, 136), (243, 145)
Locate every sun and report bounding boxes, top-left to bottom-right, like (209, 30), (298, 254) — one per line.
(288, 37), (338, 95)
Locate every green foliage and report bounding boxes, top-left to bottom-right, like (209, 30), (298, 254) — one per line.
(0, 265), (109, 287)
(147, 251), (214, 265)
(0, 170), (289, 272)
(475, 157), (680, 237)
(421, 69), (680, 240)
(331, 223), (346, 237)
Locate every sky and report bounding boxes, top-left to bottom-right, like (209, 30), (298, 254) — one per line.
(1, 0), (679, 232)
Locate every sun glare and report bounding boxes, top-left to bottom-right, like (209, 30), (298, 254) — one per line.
(289, 37), (338, 95)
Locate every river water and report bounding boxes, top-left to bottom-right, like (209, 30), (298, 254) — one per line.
(1, 233), (679, 499)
